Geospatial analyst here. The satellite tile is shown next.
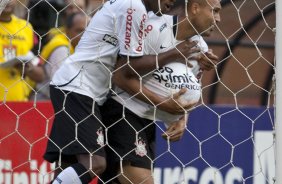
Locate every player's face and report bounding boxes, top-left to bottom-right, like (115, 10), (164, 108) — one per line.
(147, 0), (176, 15)
(194, 0), (221, 36)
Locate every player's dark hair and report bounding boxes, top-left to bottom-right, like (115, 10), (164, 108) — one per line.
(173, 0), (186, 9)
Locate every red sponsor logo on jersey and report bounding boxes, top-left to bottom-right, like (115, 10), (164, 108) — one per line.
(124, 8), (134, 50)
(144, 24), (153, 37)
(136, 14), (147, 52)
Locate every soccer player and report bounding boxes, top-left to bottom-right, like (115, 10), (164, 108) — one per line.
(99, 0), (221, 183)
(43, 0), (203, 183)
(0, 0), (46, 101)
(48, 0), (87, 39)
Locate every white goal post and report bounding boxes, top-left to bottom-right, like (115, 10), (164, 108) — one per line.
(275, 0), (282, 183)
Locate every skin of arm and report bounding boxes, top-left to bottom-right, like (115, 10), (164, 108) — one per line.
(120, 40), (200, 78)
(113, 58), (196, 115)
(115, 44), (218, 111)
(113, 40), (199, 115)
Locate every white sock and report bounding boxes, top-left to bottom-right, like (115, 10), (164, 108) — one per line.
(52, 166), (83, 184)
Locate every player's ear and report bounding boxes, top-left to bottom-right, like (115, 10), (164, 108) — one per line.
(191, 2), (201, 15)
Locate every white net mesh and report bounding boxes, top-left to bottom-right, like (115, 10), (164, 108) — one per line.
(0, 0), (276, 184)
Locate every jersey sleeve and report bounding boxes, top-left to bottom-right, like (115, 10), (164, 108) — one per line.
(198, 36), (209, 52)
(190, 35), (209, 52)
(117, 1), (147, 57)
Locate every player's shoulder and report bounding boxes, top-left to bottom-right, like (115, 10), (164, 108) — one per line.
(146, 13), (174, 33)
(147, 13), (173, 24)
(106, 0), (146, 12)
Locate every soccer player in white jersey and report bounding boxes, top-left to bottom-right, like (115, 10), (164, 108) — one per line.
(100, 0), (221, 183)
(43, 0), (213, 183)
(114, 34), (208, 127)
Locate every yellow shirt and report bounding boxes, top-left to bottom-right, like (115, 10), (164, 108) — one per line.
(48, 26), (66, 40)
(41, 32), (74, 62)
(0, 15), (34, 101)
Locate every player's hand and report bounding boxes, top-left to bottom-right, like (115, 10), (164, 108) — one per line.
(176, 40), (201, 67)
(159, 88), (197, 115)
(162, 116), (188, 142)
(173, 88), (198, 112)
(192, 49), (219, 71)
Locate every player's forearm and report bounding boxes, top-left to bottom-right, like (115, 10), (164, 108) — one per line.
(113, 70), (165, 106)
(113, 70), (188, 115)
(124, 49), (182, 77)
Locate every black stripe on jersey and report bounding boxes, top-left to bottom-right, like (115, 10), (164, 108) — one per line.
(55, 69), (82, 87)
(172, 15), (178, 38)
(118, 54), (143, 58)
(103, 34), (118, 46)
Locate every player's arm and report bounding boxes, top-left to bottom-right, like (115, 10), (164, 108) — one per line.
(118, 41), (219, 78)
(113, 58), (195, 115)
(116, 5), (201, 77)
(119, 40), (201, 77)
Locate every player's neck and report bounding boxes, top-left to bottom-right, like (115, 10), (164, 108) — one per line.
(176, 19), (195, 40)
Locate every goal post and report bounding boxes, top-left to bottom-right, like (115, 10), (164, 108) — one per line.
(275, 0), (282, 183)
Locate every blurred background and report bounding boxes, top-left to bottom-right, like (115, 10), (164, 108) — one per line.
(202, 0), (275, 106)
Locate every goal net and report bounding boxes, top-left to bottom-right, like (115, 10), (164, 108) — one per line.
(0, 0), (278, 184)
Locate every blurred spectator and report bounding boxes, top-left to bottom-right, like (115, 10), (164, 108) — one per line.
(33, 12), (89, 100)
(65, 0), (86, 15)
(48, 0), (87, 39)
(0, 0), (45, 101)
(27, 0), (65, 53)
(85, 0), (105, 16)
